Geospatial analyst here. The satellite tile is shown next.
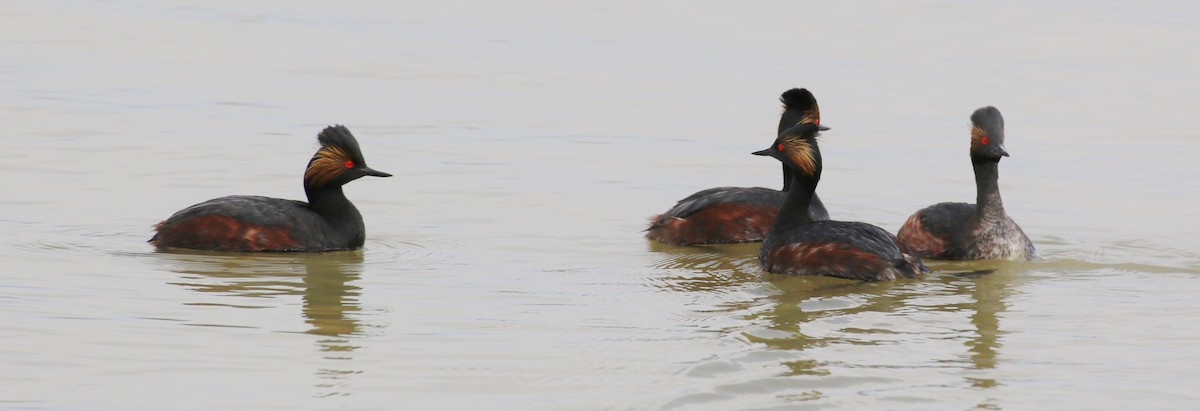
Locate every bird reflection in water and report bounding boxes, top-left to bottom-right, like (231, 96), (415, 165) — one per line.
(648, 243), (1018, 395)
(647, 242), (765, 291)
(159, 250), (366, 397)
(299, 254), (364, 397)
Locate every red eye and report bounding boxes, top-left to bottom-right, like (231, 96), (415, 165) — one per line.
(777, 143), (785, 151)
(344, 160), (355, 168)
(981, 136), (990, 145)
(814, 119), (820, 126)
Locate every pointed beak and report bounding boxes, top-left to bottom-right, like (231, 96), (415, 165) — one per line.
(360, 166), (393, 177)
(818, 125), (831, 131)
(1000, 146), (1010, 157)
(752, 148), (772, 156)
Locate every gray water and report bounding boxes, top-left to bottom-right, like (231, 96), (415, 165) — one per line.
(4, 1), (1200, 410)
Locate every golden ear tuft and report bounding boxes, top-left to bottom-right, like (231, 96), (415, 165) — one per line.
(782, 137), (817, 175)
(800, 105), (821, 126)
(304, 145), (352, 188)
(970, 125), (987, 145)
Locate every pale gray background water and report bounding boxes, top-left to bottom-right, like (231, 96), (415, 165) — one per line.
(3, 1), (1199, 410)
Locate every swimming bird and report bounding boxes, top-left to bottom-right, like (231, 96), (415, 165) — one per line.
(645, 88), (830, 245)
(755, 122), (927, 281)
(151, 125), (391, 252)
(895, 107), (1036, 260)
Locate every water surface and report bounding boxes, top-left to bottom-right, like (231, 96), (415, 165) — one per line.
(3, 1), (1199, 410)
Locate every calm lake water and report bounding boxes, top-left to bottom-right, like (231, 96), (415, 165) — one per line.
(4, 1), (1199, 410)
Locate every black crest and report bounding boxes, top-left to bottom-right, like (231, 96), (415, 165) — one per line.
(317, 125), (367, 165)
(970, 107), (1005, 140)
(778, 88), (820, 133)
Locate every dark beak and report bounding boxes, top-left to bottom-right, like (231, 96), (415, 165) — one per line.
(1000, 146), (1010, 157)
(752, 148), (772, 156)
(818, 125), (831, 131)
(360, 166), (393, 177)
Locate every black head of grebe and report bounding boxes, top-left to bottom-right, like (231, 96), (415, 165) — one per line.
(969, 106), (1009, 163)
(776, 88), (831, 195)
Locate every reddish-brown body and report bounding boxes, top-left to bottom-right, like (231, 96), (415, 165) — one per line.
(153, 214), (301, 252)
(896, 210), (948, 257)
(647, 203), (778, 246)
(895, 201), (1035, 261)
(762, 241), (904, 281)
(646, 186), (828, 246)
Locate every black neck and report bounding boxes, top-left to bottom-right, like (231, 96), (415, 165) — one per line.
(770, 167), (818, 234)
(303, 181), (367, 250)
(780, 164), (793, 191)
(305, 185), (360, 220)
(971, 159), (1005, 218)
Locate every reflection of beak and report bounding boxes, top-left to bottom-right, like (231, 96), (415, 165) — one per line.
(360, 166), (393, 177)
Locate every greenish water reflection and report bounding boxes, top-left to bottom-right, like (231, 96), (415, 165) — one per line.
(650, 242), (1017, 392)
(156, 250), (366, 396)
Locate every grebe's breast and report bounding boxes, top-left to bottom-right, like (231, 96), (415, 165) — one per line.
(966, 215), (1036, 260)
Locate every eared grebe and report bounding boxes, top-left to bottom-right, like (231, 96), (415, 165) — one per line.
(755, 123), (927, 281)
(645, 88), (830, 246)
(896, 107), (1035, 260)
(150, 125), (391, 252)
